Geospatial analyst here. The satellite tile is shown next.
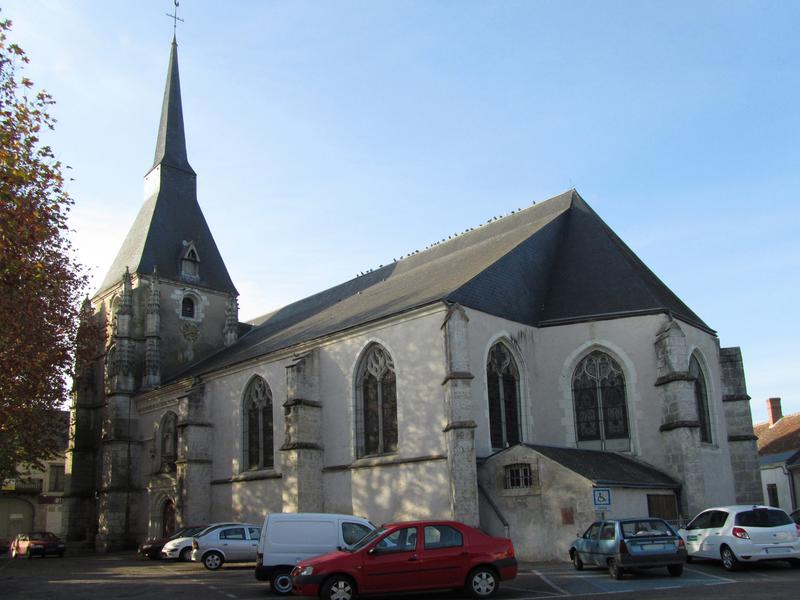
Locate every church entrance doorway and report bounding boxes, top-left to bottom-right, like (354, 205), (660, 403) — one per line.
(161, 499), (176, 537)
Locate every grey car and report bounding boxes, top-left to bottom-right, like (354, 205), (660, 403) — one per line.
(569, 518), (687, 579)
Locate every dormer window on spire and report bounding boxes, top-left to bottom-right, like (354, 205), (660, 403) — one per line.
(181, 242), (200, 281)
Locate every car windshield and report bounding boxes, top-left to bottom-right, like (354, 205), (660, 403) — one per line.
(735, 508), (792, 527)
(620, 520), (675, 538)
(29, 532), (58, 540)
(347, 527), (385, 552)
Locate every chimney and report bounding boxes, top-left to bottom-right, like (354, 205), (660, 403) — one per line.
(767, 397), (783, 426)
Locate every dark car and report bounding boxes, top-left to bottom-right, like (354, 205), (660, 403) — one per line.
(9, 532), (66, 558)
(569, 518), (686, 579)
(139, 525), (206, 560)
(291, 520), (517, 599)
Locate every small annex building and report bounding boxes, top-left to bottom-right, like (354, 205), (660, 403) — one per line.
(480, 444), (680, 560)
(64, 38), (763, 560)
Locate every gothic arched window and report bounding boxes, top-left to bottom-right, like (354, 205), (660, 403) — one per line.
(160, 411), (178, 472)
(356, 344), (397, 458)
(181, 244), (200, 279)
(689, 353), (712, 443)
(572, 350), (630, 451)
(242, 376), (273, 470)
(181, 296), (195, 318)
(486, 342), (521, 449)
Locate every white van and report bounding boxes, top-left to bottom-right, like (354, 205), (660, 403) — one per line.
(254, 512), (374, 595)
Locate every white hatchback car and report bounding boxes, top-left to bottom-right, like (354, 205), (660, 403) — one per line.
(192, 522), (261, 570)
(678, 505), (800, 570)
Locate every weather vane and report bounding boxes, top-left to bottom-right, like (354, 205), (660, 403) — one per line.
(166, 1), (184, 36)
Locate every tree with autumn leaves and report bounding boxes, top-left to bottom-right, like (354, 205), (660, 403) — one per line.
(0, 18), (100, 481)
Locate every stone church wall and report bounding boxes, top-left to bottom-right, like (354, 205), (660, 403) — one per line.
(466, 308), (738, 515)
(196, 306), (453, 527)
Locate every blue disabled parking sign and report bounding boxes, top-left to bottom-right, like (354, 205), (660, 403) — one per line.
(592, 488), (612, 509)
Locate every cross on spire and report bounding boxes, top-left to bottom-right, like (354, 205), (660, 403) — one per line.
(166, 0), (184, 37)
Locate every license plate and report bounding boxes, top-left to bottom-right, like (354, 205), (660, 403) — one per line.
(765, 547), (789, 554)
(644, 544), (665, 550)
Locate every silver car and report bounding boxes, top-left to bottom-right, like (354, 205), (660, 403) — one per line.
(678, 505), (800, 570)
(191, 523), (261, 570)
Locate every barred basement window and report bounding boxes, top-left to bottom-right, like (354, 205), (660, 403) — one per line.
(504, 463), (532, 490)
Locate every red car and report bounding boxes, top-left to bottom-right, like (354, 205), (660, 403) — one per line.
(291, 520), (517, 599)
(9, 532), (66, 558)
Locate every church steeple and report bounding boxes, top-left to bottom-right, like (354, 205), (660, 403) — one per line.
(97, 38), (237, 297)
(151, 37), (194, 175)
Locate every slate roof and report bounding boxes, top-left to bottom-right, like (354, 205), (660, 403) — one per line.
(173, 189), (709, 381)
(521, 444), (680, 489)
(754, 413), (800, 456)
(98, 40), (236, 296)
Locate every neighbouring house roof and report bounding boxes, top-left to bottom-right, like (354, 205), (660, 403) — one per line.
(98, 39), (236, 297)
(170, 189), (710, 381)
(754, 412), (800, 457)
(758, 450), (800, 467)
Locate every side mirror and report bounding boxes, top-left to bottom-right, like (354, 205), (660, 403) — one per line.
(576, 531), (582, 539)
(368, 547), (376, 555)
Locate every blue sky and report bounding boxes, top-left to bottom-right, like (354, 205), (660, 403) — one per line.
(4, 1), (798, 423)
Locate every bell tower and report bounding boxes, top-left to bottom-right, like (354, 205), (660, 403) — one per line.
(66, 36), (239, 550)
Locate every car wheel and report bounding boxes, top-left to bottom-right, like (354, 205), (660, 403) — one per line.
(467, 567), (498, 599)
(320, 575), (356, 600)
(720, 545), (739, 571)
(271, 568), (294, 596)
(26, 548), (32, 559)
(179, 547), (192, 562)
(685, 555), (693, 563)
(571, 550), (583, 571)
(667, 564), (683, 577)
(202, 551), (224, 571)
(608, 558), (624, 580)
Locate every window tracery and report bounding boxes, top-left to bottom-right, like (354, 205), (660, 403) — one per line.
(356, 344), (397, 458)
(572, 350), (630, 451)
(487, 342), (521, 449)
(689, 353), (712, 443)
(242, 376), (273, 470)
(160, 411), (178, 472)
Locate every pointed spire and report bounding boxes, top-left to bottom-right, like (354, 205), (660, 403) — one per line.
(151, 37), (195, 175)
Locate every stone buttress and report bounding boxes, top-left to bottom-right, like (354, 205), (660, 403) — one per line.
(441, 304), (480, 525)
(280, 350), (324, 512)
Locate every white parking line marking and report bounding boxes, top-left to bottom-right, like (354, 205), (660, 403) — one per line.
(684, 567), (736, 583)
(532, 569), (569, 596)
(504, 585), (563, 596)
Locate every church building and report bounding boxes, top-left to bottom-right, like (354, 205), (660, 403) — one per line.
(65, 39), (763, 560)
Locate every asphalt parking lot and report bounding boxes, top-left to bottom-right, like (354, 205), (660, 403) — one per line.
(1, 552), (799, 600)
